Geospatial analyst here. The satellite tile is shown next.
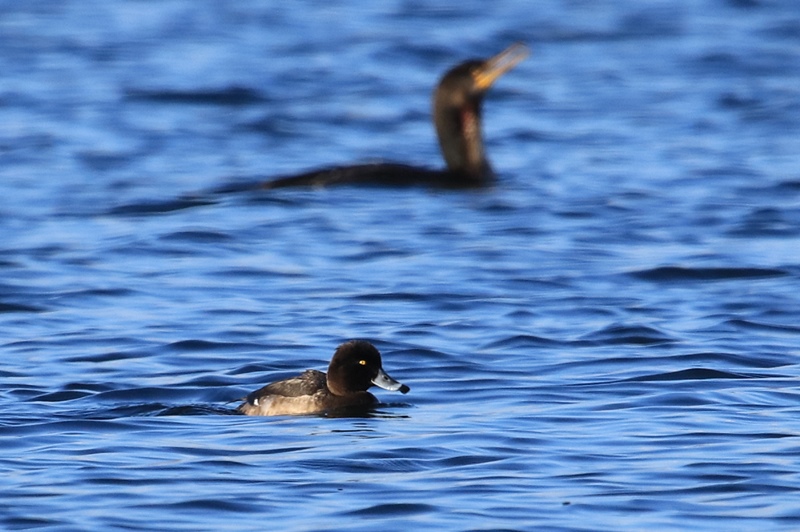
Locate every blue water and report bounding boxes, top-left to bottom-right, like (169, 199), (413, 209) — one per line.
(2, 0), (800, 529)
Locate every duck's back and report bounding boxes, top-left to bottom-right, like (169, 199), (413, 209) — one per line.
(237, 370), (325, 416)
(237, 369), (377, 416)
(254, 369), (327, 398)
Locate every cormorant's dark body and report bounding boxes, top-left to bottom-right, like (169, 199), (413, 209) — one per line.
(260, 163), (467, 190)
(257, 43), (528, 190)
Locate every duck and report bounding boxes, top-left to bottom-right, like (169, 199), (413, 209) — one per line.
(238, 340), (409, 416)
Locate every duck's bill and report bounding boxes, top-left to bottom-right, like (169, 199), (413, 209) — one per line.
(473, 42), (529, 91)
(372, 368), (410, 394)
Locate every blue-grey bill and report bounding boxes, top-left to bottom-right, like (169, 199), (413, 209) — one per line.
(372, 368), (410, 394)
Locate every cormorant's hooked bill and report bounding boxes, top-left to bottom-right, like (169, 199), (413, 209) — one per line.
(472, 42), (529, 91)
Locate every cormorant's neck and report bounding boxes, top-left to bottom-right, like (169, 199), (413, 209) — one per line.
(433, 95), (493, 184)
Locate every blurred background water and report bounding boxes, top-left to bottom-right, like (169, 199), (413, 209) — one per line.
(2, 0), (800, 530)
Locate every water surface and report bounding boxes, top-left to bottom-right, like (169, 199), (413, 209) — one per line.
(2, 0), (800, 530)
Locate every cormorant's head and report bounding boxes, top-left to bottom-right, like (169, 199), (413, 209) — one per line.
(440, 42), (529, 104)
(433, 43), (528, 182)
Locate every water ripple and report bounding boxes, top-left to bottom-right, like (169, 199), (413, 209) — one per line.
(630, 266), (789, 283)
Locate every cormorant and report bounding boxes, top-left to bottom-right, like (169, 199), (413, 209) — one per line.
(256, 43), (528, 189)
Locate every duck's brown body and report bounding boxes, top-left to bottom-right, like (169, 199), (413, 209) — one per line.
(238, 369), (377, 416)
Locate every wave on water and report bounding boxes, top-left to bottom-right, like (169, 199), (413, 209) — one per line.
(629, 266), (789, 282)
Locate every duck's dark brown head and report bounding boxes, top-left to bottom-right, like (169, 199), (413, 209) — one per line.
(326, 340), (409, 396)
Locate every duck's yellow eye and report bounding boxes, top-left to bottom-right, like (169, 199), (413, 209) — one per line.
(358, 360), (367, 366)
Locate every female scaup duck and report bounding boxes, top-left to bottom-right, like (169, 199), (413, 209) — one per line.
(238, 340), (410, 416)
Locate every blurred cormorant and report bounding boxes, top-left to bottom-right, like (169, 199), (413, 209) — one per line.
(256, 43), (528, 189)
